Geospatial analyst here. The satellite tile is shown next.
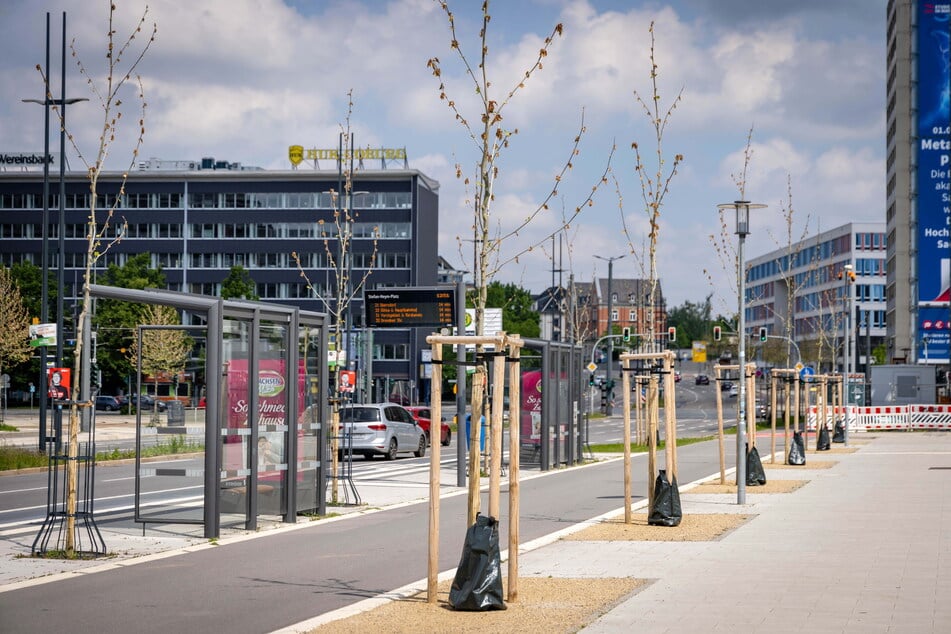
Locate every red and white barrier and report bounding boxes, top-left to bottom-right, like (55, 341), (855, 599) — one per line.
(804, 404), (951, 431)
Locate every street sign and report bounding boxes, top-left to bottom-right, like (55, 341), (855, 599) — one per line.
(586, 362), (598, 372)
(799, 365), (815, 381)
(364, 288), (455, 328)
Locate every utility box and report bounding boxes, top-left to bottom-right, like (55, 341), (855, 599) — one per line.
(870, 365), (936, 405)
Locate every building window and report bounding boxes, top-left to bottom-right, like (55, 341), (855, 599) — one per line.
(374, 343), (409, 360)
(611, 309), (618, 321)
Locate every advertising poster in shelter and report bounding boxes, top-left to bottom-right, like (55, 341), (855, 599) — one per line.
(521, 370), (542, 445)
(224, 359), (305, 479)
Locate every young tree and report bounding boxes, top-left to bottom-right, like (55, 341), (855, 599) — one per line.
(291, 93), (379, 504)
(36, 3), (156, 555)
(0, 267), (32, 383)
(619, 22), (684, 350)
(427, 1), (611, 340)
(127, 304), (191, 423)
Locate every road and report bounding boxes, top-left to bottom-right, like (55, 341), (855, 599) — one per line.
(0, 437), (735, 634)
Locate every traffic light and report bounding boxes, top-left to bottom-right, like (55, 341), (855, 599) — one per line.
(589, 373), (595, 387)
(713, 325), (721, 341)
(667, 326), (676, 342)
(622, 327), (631, 342)
(759, 327), (768, 342)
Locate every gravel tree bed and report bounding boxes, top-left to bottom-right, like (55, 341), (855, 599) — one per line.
(310, 576), (646, 633)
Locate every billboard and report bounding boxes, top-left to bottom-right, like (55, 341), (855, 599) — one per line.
(916, 1), (951, 363)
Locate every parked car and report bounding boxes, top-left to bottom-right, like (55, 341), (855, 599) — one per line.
(337, 403), (427, 460)
(674, 371), (682, 383)
(755, 402), (769, 419)
(128, 394), (167, 412)
(720, 380), (734, 391)
(695, 374), (710, 386)
(95, 395), (121, 411)
(405, 405), (451, 447)
(729, 385), (739, 398)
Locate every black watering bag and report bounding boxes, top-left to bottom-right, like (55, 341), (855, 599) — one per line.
(648, 469), (683, 527)
(788, 431), (806, 465)
(833, 420), (846, 443)
(817, 425), (831, 450)
(449, 513), (506, 611)
(746, 443), (767, 486)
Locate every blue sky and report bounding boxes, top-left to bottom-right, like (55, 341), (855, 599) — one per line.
(0, 0), (887, 313)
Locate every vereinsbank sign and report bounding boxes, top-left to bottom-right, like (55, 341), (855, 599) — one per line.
(0, 152), (59, 168)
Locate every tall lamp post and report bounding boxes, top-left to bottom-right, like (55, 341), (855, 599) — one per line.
(843, 262), (854, 446)
(22, 12), (87, 451)
(595, 254), (624, 415)
(718, 200), (766, 505)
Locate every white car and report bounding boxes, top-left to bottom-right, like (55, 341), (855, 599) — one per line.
(729, 385), (739, 398)
(337, 403), (427, 460)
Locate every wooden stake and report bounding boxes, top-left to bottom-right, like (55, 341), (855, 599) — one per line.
(647, 375), (658, 510)
(770, 374), (778, 463)
(622, 356), (632, 524)
(468, 366), (484, 526)
(714, 364), (725, 484)
(488, 343), (505, 520)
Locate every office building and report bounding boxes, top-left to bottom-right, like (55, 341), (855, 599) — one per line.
(0, 151), (440, 400)
(746, 222), (887, 372)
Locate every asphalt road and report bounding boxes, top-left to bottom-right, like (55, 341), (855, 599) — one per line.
(0, 439), (734, 634)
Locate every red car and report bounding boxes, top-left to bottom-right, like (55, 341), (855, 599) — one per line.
(404, 405), (451, 447)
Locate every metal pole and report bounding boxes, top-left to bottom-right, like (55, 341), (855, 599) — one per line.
(737, 230), (747, 504)
(39, 13), (51, 452)
(456, 275), (467, 487)
(843, 263), (852, 446)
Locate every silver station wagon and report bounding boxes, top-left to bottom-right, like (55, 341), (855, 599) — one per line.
(337, 403), (427, 460)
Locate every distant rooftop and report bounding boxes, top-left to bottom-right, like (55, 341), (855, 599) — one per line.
(136, 157), (263, 172)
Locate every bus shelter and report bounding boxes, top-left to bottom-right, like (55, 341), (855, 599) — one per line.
(89, 285), (329, 538)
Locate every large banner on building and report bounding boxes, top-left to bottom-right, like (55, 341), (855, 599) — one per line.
(916, 1), (951, 363)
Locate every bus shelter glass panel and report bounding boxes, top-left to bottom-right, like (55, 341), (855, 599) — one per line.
(257, 320), (290, 518)
(296, 325), (324, 514)
(221, 319), (252, 522)
(134, 325), (206, 525)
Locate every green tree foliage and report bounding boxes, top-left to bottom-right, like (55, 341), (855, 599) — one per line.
(9, 261), (45, 321)
(127, 304), (191, 419)
(94, 253), (167, 391)
(220, 265), (259, 300)
(666, 296), (713, 348)
(0, 266), (32, 381)
(482, 282), (540, 338)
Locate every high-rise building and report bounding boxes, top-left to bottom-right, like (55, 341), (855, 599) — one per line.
(885, 0), (950, 365)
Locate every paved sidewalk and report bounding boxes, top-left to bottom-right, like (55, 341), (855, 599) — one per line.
(517, 431), (951, 633)
(292, 432), (951, 633)
(4, 408), (951, 632)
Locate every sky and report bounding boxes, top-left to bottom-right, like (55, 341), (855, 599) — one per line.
(0, 0), (888, 315)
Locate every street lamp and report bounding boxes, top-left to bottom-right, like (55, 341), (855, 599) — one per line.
(842, 262), (854, 446)
(718, 200), (766, 505)
(22, 12), (87, 450)
(595, 254), (625, 415)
